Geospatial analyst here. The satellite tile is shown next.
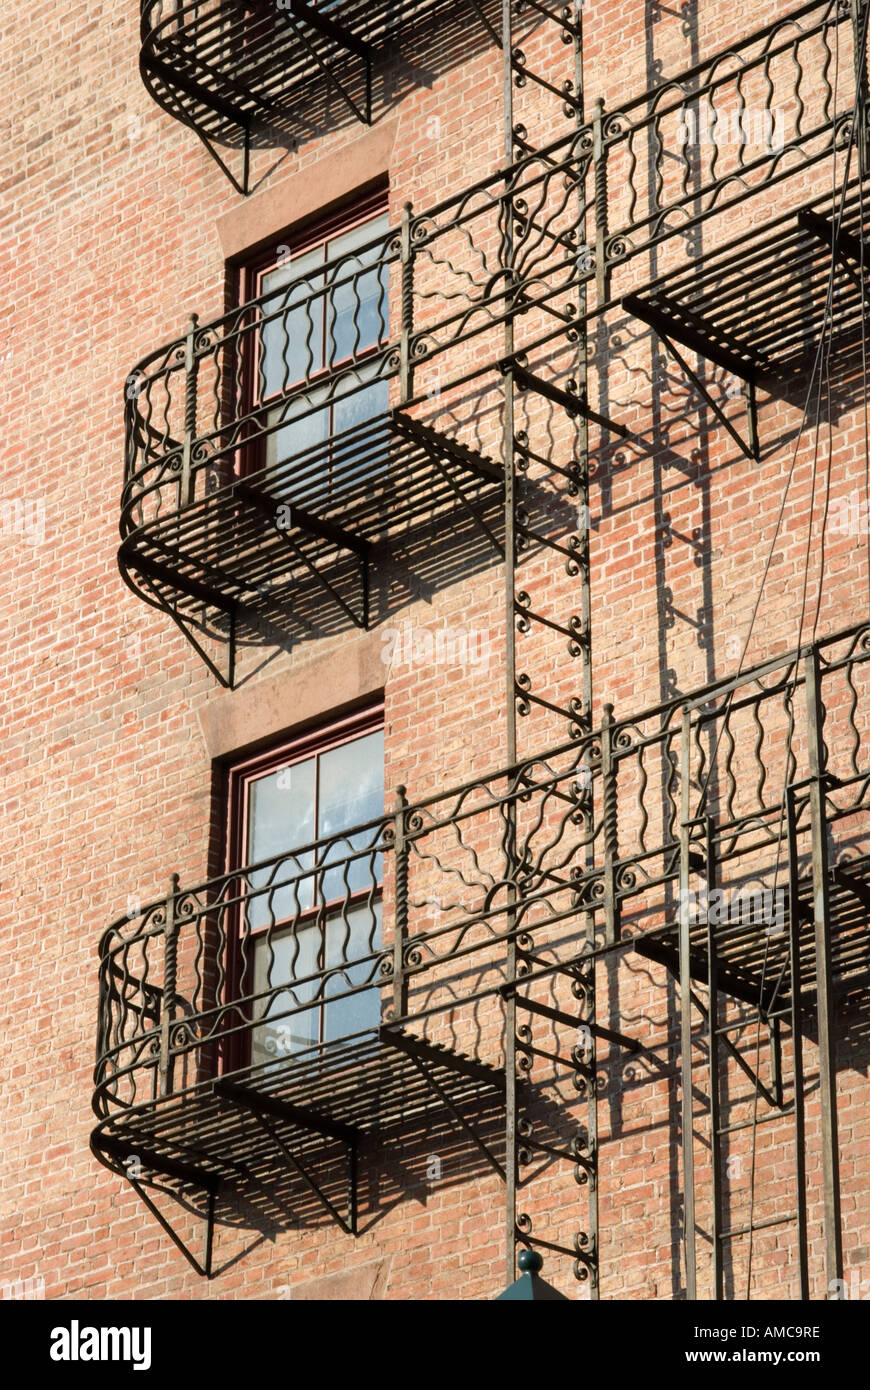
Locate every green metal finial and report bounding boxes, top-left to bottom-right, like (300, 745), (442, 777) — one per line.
(517, 1249), (543, 1274)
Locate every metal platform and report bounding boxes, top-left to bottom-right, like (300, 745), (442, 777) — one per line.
(139, 0), (498, 191)
(91, 1025), (509, 1275)
(623, 177), (870, 433)
(634, 854), (870, 1018)
(119, 409), (502, 683)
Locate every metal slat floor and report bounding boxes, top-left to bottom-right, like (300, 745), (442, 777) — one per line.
(92, 1025), (508, 1198)
(634, 854), (870, 1017)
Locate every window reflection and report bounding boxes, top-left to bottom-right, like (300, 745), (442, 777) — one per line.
(239, 724), (385, 1064)
(258, 210), (390, 499)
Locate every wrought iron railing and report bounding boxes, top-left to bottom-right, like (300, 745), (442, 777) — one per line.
(592, 0), (867, 294)
(93, 620), (870, 1123)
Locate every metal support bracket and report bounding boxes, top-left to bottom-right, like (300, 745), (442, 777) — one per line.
(92, 1134), (220, 1279)
(798, 206), (870, 293)
(503, 358), (631, 438)
(513, 992), (641, 1053)
(131, 1181), (217, 1279)
(247, 491), (370, 632)
(634, 933), (782, 1018)
(623, 293), (760, 462)
(275, 3), (373, 127)
(216, 1083), (359, 1236)
(130, 558), (238, 688)
(390, 411), (505, 557)
(401, 1050), (507, 1182)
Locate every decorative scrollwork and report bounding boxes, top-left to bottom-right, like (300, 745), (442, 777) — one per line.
(603, 112), (630, 140)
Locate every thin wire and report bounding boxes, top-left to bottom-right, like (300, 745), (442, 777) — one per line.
(850, 33), (870, 621)
(745, 24), (843, 1302)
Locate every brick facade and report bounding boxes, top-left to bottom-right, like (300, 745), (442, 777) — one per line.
(1, 0), (868, 1302)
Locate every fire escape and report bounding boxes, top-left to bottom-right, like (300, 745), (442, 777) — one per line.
(96, 0), (870, 1296)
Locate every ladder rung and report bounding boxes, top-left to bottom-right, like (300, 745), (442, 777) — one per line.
(716, 1106), (795, 1136)
(719, 1212), (797, 1241)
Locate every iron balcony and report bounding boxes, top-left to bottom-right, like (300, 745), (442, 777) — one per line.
(138, 0), (501, 192)
(122, 0), (870, 685)
(92, 621), (870, 1275)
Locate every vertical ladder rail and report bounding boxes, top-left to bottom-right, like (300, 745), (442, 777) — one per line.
(804, 651), (844, 1294)
(679, 704), (698, 1299)
(786, 784), (810, 1300)
(501, 0), (519, 1291)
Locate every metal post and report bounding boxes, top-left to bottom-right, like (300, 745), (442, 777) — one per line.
(592, 98), (609, 303)
(769, 1017), (783, 1109)
(742, 379), (759, 463)
(786, 785), (810, 1300)
(705, 816), (724, 1301)
(804, 651), (843, 1293)
(181, 314), (199, 508)
(679, 705), (697, 1299)
(392, 785), (409, 1020)
(851, 0), (869, 177)
(573, 0), (598, 1298)
(399, 203), (415, 405)
(159, 873), (180, 1099)
(601, 703), (618, 947)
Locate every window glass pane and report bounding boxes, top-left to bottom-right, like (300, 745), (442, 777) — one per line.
(332, 376), (389, 439)
(328, 213), (389, 261)
(327, 214), (390, 364)
(328, 377), (390, 498)
(251, 923), (320, 1068)
(265, 395), (331, 491)
(318, 728), (384, 833)
(323, 901), (383, 1042)
(328, 403), (389, 501)
(246, 757), (316, 927)
(318, 729), (384, 902)
(261, 245), (325, 395)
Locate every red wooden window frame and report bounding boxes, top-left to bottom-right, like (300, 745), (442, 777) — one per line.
(225, 700), (385, 882)
(220, 700), (385, 1068)
(236, 182), (388, 308)
(233, 182), (390, 479)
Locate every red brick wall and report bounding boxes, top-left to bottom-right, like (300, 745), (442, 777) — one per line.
(0, 0), (867, 1301)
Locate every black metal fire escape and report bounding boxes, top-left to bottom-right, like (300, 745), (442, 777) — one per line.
(99, 0), (870, 1296)
(139, 0), (504, 194)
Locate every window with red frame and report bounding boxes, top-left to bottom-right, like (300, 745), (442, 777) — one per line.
(237, 185), (390, 496)
(226, 704), (385, 1068)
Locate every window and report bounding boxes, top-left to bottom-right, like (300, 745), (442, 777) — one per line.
(238, 187), (390, 498)
(225, 704), (385, 1068)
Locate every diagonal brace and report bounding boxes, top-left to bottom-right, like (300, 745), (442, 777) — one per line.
(276, 5), (372, 126)
(222, 1092), (357, 1236)
(131, 1180), (217, 1279)
(503, 359), (631, 438)
(651, 329), (759, 463)
(402, 1050), (506, 1182)
(797, 207), (870, 291)
(512, 992), (641, 1053)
